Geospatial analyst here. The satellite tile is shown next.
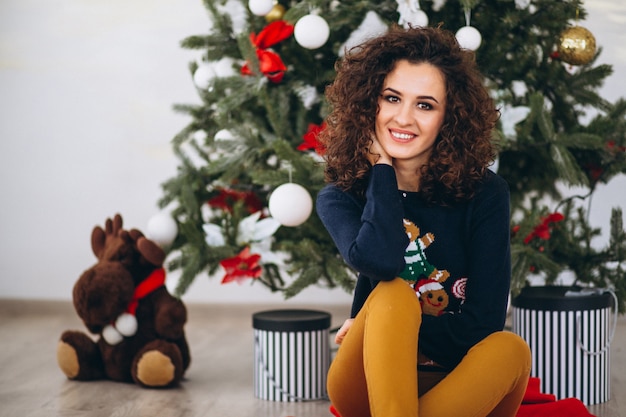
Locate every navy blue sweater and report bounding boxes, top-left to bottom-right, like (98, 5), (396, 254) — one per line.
(316, 164), (511, 368)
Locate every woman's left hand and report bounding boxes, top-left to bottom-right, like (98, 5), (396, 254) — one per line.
(335, 318), (354, 345)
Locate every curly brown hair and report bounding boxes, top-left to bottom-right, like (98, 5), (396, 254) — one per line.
(320, 25), (499, 204)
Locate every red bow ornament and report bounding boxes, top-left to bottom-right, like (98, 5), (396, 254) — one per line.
(241, 20), (294, 84)
(297, 122), (327, 155)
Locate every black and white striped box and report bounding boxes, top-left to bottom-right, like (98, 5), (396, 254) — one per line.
(512, 287), (613, 405)
(253, 309), (331, 402)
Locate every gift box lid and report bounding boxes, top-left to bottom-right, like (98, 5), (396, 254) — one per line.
(253, 309), (331, 332)
(512, 286), (613, 311)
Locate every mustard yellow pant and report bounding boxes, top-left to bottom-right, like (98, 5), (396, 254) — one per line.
(327, 278), (531, 417)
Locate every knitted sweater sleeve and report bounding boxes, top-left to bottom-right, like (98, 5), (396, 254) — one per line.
(419, 174), (512, 368)
(316, 164), (409, 287)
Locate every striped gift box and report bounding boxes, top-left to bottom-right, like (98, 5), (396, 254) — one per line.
(512, 286), (614, 405)
(253, 309), (331, 402)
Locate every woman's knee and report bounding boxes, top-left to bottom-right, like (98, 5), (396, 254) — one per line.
(364, 278), (422, 329)
(481, 331), (531, 370)
(373, 277), (420, 304)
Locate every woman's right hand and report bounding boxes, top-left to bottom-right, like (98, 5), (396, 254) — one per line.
(367, 134), (392, 166)
(335, 318), (354, 345)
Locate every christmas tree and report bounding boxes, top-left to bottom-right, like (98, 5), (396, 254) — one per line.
(157, 0), (626, 310)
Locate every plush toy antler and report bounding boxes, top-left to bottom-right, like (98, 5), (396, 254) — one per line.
(90, 214), (165, 271)
(91, 213), (124, 261)
(129, 228), (166, 267)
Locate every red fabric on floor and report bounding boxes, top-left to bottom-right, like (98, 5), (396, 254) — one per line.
(519, 376), (556, 403)
(328, 377), (596, 417)
(516, 377), (596, 417)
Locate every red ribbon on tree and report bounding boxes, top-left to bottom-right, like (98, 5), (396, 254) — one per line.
(523, 212), (565, 244)
(208, 187), (263, 214)
(297, 122), (327, 155)
(241, 20), (294, 83)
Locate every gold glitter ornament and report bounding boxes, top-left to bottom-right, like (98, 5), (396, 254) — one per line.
(558, 26), (596, 65)
(265, 3), (286, 22)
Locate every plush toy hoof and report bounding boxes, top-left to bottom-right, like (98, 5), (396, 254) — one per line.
(57, 340), (80, 379)
(58, 330), (105, 380)
(135, 350), (176, 387)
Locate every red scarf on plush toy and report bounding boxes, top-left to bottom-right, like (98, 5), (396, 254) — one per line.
(329, 377), (595, 417)
(126, 267), (166, 315)
(102, 268), (167, 345)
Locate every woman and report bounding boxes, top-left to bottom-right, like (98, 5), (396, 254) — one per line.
(316, 26), (531, 417)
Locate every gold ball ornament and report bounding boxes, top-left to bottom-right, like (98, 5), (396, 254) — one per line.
(265, 4), (286, 23)
(558, 26), (596, 65)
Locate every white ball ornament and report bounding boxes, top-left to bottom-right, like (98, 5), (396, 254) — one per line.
(294, 14), (330, 50)
(398, 7), (429, 28)
(455, 26), (482, 51)
(248, 0), (274, 16)
(146, 212), (178, 248)
(268, 183), (313, 227)
(193, 64), (216, 90)
(214, 129), (235, 141)
(410, 9), (429, 27)
(213, 57), (237, 78)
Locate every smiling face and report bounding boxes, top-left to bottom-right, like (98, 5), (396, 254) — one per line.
(420, 289), (449, 316)
(375, 60), (447, 172)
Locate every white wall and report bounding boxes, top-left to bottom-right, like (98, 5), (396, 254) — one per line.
(580, 2), (626, 212)
(0, 0), (624, 304)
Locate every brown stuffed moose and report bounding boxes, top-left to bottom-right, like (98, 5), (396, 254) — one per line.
(57, 214), (190, 388)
